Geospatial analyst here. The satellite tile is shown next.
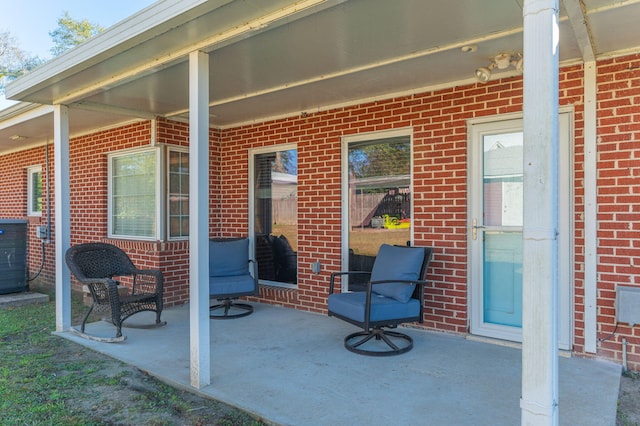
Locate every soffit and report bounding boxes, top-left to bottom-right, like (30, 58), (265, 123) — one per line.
(2, 0), (640, 152)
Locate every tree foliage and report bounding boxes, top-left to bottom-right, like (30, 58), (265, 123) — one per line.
(0, 31), (44, 92)
(1, 12), (105, 94)
(49, 11), (105, 57)
(349, 140), (410, 178)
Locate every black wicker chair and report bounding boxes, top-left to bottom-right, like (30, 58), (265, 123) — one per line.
(65, 242), (166, 342)
(328, 244), (433, 356)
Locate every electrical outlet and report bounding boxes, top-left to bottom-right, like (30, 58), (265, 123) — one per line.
(35, 225), (48, 240)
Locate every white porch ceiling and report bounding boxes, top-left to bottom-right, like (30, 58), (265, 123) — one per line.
(2, 0), (640, 153)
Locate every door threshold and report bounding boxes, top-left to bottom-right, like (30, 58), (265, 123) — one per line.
(466, 334), (572, 358)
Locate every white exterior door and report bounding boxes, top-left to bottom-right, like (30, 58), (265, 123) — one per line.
(469, 113), (572, 350)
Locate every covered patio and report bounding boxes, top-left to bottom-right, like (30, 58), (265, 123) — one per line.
(3, 0), (640, 424)
(58, 303), (620, 425)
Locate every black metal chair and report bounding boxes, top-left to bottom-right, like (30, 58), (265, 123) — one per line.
(328, 244), (433, 356)
(65, 242), (166, 342)
(209, 238), (259, 319)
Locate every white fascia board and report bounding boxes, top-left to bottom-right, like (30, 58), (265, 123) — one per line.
(5, 0), (221, 100)
(0, 103), (54, 130)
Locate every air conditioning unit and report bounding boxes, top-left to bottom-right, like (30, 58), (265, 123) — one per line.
(0, 219), (28, 294)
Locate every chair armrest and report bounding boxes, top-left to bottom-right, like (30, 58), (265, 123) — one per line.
(131, 269), (164, 295)
(369, 278), (429, 287)
(79, 278), (120, 306)
(249, 259), (258, 279)
(329, 271), (372, 294)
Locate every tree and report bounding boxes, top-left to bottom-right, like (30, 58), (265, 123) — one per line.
(0, 31), (44, 93)
(49, 11), (104, 57)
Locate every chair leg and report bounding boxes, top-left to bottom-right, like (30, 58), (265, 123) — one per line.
(344, 328), (414, 356)
(80, 303), (94, 333)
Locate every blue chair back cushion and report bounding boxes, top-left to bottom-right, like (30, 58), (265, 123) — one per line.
(370, 244), (425, 303)
(328, 292), (420, 323)
(209, 238), (250, 277)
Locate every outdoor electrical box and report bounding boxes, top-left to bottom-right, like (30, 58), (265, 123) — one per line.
(617, 285), (640, 327)
(0, 219), (28, 294)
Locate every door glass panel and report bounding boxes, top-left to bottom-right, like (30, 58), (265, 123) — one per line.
(483, 232), (523, 326)
(482, 131), (523, 327)
(347, 136), (411, 289)
(253, 149), (298, 285)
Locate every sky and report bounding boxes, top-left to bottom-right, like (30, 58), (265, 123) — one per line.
(1, 0), (157, 109)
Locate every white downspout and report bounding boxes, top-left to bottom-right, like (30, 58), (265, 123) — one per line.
(583, 61), (598, 354)
(521, 0), (560, 425)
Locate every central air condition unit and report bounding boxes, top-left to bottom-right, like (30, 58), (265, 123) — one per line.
(0, 219), (28, 294)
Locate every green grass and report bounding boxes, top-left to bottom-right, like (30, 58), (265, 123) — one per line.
(0, 287), (265, 425)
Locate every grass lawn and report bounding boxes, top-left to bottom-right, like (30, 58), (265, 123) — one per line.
(0, 285), (264, 425)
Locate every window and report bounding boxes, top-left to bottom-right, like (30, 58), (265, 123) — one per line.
(109, 149), (159, 239)
(167, 149), (189, 239)
(251, 146), (298, 287)
(27, 165), (43, 216)
(343, 131), (412, 290)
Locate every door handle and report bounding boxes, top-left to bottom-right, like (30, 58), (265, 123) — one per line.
(471, 218), (485, 240)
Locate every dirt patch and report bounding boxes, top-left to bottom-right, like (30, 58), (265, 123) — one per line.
(53, 339), (264, 425)
(617, 371), (640, 426)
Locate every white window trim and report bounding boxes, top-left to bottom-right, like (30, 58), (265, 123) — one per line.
(167, 146), (190, 241)
(107, 147), (162, 241)
(27, 165), (43, 217)
(248, 143), (298, 289)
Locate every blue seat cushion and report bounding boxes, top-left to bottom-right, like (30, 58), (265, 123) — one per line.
(328, 292), (420, 323)
(210, 274), (255, 296)
(210, 238), (249, 277)
(370, 244), (425, 303)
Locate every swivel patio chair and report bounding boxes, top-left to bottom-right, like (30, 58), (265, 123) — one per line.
(65, 242), (166, 342)
(328, 244), (433, 356)
(209, 237), (259, 319)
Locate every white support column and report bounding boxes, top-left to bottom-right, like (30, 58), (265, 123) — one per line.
(54, 104), (71, 332)
(521, 0), (560, 425)
(583, 61), (598, 353)
(188, 50), (211, 389)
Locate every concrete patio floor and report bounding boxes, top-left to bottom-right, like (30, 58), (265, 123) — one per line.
(58, 303), (621, 426)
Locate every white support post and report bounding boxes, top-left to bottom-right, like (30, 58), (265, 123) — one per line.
(54, 104), (71, 332)
(188, 50), (211, 389)
(521, 0), (560, 425)
(583, 61), (598, 354)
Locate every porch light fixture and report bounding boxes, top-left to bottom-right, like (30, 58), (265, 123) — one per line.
(475, 53), (523, 83)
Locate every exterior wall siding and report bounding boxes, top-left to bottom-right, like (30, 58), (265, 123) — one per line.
(0, 54), (638, 369)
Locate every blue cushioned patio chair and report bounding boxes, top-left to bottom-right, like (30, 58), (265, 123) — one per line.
(209, 238), (259, 319)
(328, 244), (433, 356)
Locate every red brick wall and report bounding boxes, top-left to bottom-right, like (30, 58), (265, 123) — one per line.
(593, 54), (640, 369)
(2, 54), (640, 369)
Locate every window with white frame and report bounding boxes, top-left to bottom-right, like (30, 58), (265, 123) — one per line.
(27, 165), (43, 217)
(167, 148), (189, 239)
(108, 148), (160, 239)
(250, 146), (298, 287)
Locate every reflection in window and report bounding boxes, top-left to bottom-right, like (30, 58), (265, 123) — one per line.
(348, 136), (411, 284)
(253, 149), (298, 285)
(168, 149), (189, 239)
(27, 166), (43, 217)
(483, 132), (523, 227)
